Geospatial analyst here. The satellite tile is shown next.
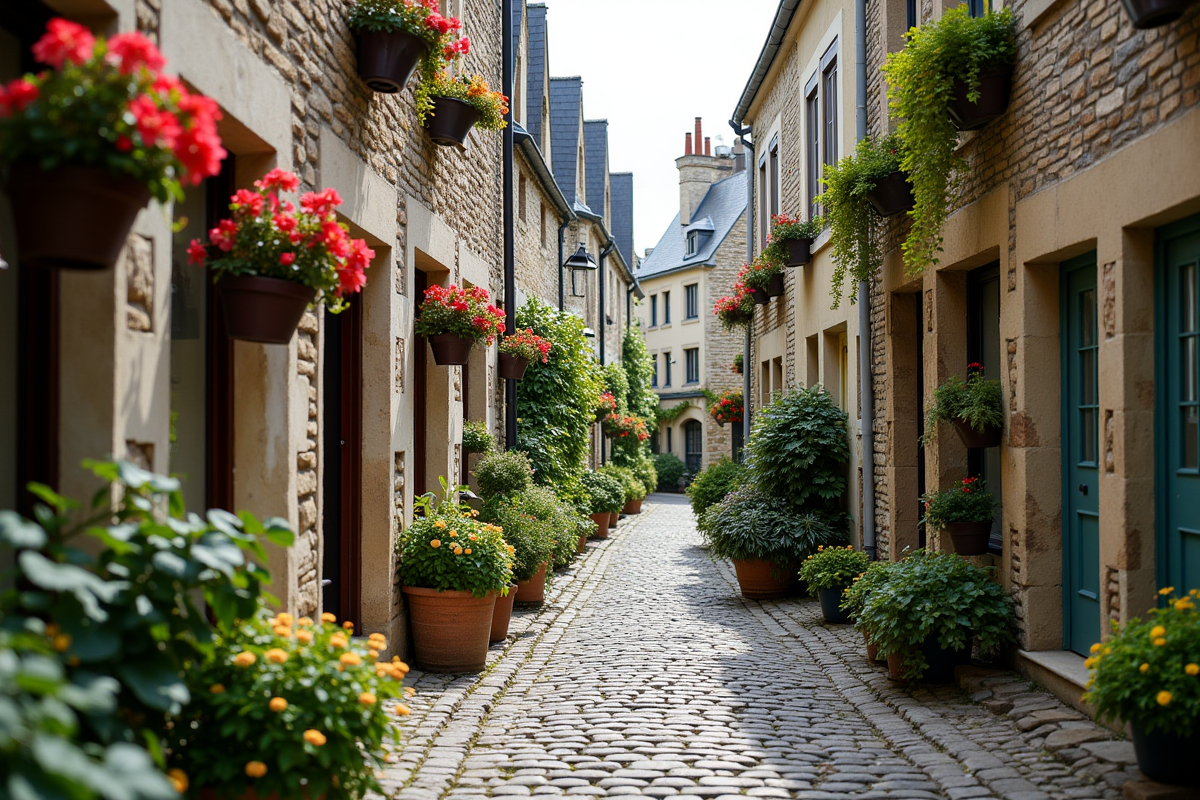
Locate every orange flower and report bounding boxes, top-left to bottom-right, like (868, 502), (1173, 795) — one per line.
(358, 692), (377, 706)
(209, 683), (226, 694)
(269, 696), (288, 712)
(342, 621), (354, 631)
(272, 625), (292, 638)
(298, 616), (314, 627)
(330, 634), (348, 649)
(395, 703), (412, 715)
(234, 651), (256, 667)
(265, 648), (288, 664)
(303, 729), (327, 747)
(245, 761), (268, 778)
(340, 652), (362, 667)
(464, 548), (472, 555)
(321, 612), (337, 623)
(168, 769), (188, 793)
(430, 539), (442, 548)
(296, 630), (313, 644)
(275, 613), (294, 626)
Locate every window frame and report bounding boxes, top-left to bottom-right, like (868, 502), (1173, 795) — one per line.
(685, 347), (700, 384)
(663, 290), (671, 325)
(650, 294), (658, 327)
(806, 39), (840, 218)
(684, 284), (699, 320)
(663, 351), (672, 387)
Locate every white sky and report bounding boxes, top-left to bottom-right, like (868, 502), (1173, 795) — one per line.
(542, 0), (780, 262)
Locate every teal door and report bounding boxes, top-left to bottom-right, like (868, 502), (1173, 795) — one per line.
(1157, 216), (1200, 594)
(1062, 254), (1101, 655)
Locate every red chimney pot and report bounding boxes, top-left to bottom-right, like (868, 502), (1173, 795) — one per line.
(684, 133), (692, 155)
(694, 118), (702, 153)
(704, 137), (711, 156)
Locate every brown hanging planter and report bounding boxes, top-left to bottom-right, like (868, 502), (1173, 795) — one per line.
(785, 237), (813, 267)
(1122, 0), (1197, 28)
(513, 561), (548, 604)
(425, 96), (481, 147)
(428, 333), (474, 365)
(217, 275), (316, 345)
(943, 520), (992, 556)
(7, 163), (150, 270)
(730, 558), (799, 600)
(401, 586), (496, 672)
(952, 418), (1003, 449)
(498, 354), (529, 379)
(866, 170), (915, 217)
(750, 287), (770, 305)
(355, 29), (428, 94)
(489, 584), (518, 644)
(766, 272), (785, 298)
(947, 66), (1013, 131)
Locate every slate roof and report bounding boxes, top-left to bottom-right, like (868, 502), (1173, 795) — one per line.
(548, 76), (583, 206)
(512, 1), (523, 71)
(583, 120), (608, 219)
(635, 171), (747, 280)
(525, 4), (547, 149)
(610, 172), (635, 272)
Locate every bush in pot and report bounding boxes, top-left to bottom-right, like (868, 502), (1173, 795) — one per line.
(475, 449), (533, 500)
(633, 457), (659, 500)
(714, 282), (756, 330)
(922, 365), (1004, 448)
(509, 485), (583, 571)
(581, 470), (624, 533)
(347, 0), (468, 95)
(686, 456), (745, 517)
(0, 19), (225, 270)
(1084, 589), (1200, 786)
(498, 328), (551, 379)
(841, 560), (897, 662)
(415, 282), (506, 365)
(653, 453), (687, 492)
(462, 419), (495, 454)
(604, 464), (647, 513)
(482, 487), (556, 603)
(799, 546), (870, 624)
(764, 213), (823, 268)
(921, 477), (995, 556)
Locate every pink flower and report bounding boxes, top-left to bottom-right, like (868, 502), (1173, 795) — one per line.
(337, 264), (367, 296)
(32, 18), (95, 69)
(346, 239), (374, 270)
(256, 168), (300, 193)
(317, 221), (349, 258)
(274, 213), (298, 234)
(106, 31), (165, 74)
(0, 79), (40, 117)
(280, 252), (295, 266)
(187, 239), (207, 266)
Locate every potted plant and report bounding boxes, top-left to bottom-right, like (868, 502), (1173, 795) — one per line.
(581, 470), (624, 538)
(922, 477), (995, 556)
(686, 457), (745, 517)
(707, 390), (743, 428)
(799, 545), (871, 625)
(191, 170), (375, 344)
(347, 0), (468, 94)
(415, 283), (506, 365)
(0, 19), (224, 270)
(841, 560), (896, 662)
(1084, 589), (1200, 786)
(858, 549), (1016, 682)
(607, 465), (648, 515)
(169, 611), (408, 800)
(741, 254), (785, 300)
(397, 479), (514, 672)
(923, 365), (1004, 448)
(1122, 0), (1198, 28)
(764, 213), (823, 268)
(602, 413), (649, 443)
(418, 71), (508, 147)
(462, 419), (495, 454)
(482, 487), (555, 605)
(498, 328), (552, 380)
(714, 283), (756, 329)
(815, 135), (907, 307)
(883, 7), (1016, 274)
(698, 487), (847, 599)
(595, 390), (618, 422)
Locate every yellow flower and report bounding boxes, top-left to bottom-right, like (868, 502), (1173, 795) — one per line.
(358, 692), (377, 706)
(464, 548), (472, 555)
(168, 769), (188, 793)
(1084, 657), (1097, 669)
(269, 696), (288, 712)
(1089, 643), (1102, 654)
(470, 509), (480, 518)
(1156, 690), (1172, 706)
(1140, 663), (1150, 673)
(1150, 626), (1167, 639)
(52, 634), (71, 652)
(1175, 598), (1195, 611)
(430, 539), (442, 548)
(342, 621), (354, 631)
(303, 729), (327, 747)
(449, 530), (458, 538)
(369, 633), (387, 648)
(245, 761), (267, 778)
(340, 652), (362, 667)
(396, 703), (412, 715)
(1159, 586), (1175, 596)
(1154, 637), (1167, 647)
(298, 616), (314, 627)
(210, 683), (226, 694)
(273, 625), (292, 638)
(1186, 663), (1199, 676)
(453, 547), (464, 555)
(275, 613), (294, 626)
(368, 649), (380, 661)
(265, 648), (288, 664)
(234, 651), (256, 667)
(330, 634), (348, 649)
(321, 612), (337, 623)
(297, 630), (313, 644)
(433, 520), (447, 529)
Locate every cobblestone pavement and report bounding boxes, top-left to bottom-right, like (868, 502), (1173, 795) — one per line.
(376, 497), (1138, 800)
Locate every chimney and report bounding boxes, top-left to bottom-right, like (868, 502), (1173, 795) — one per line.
(733, 139), (746, 173)
(694, 118), (702, 150)
(684, 132), (692, 155)
(677, 116), (733, 226)
(704, 137), (711, 156)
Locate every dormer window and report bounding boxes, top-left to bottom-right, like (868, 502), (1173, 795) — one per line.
(686, 231), (698, 256)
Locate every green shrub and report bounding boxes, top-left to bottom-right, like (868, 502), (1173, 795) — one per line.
(745, 386), (849, 513)
(922, 368), (1004, 444)
(475, 449), (532, 500)
(686, 457), (745, 517)
(633, 457), (658, 499)
(622, 325), (658, 420)
(697, 487), (847, 568)
(653, 453), (686, 492)
(839, 559), (895, 622)
(482, 491), (556, 582)
(798, 545), (871, 591)
(398, 482), (513, 596)
(505, 485), (580, 571)
(581, 471), (624, 514)
(602, 464), (645, 503)
(922, 477), (995, 529)
(462, 419), (495, 454)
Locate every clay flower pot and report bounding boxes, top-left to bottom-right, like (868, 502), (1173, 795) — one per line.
(217, 275), (317, 344)
(944, 521), (992, 556)
(425, 96), (481, 147)
(766, 272), (785, 298)
(355, 29), (428, 94)
(428, 333), (474, 365)
(866, 170), (915, 217)
(489, 584), (518, 644)
(514, 561), (548, 604)
(1130, 724), (1200, 786)
(785, 237), (813, 267)
(947, 66), (1013, 131)
(750, 287), (770, 305)
(864, 630), (883, 662)
(887, 634), (968, 683)
(818, 585), (853, 625)
(621, 497), (643, 515)
(402, 586), (497, 673)
(8, 163), (150, 270)
(953, 418), (1003, 449)
(608, 511), (619, 530)
(730, 559), (799, 600)
(589, 512), (609, 539)
(498, 354), (530, 379)
(1122, 0), (1197, 27)
(577, 533), (588, 554)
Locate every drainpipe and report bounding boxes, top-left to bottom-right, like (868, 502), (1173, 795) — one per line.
(557, 218), (571, 311)
(502, 0), (517, 450)
(626, 284), (634, 330)
(855, 0), (877, 560)
(598, 239), (615, 366)
(730, 120), (754, 456)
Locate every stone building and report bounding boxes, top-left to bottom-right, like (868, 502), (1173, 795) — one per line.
(637, 119), (748, 474)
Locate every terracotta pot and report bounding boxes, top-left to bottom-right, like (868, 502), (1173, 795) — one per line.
(589, 512), (609, 538)
(428, 333), (474, 365)
(513, 562), (548, 604)
(944, 521), (993, 556)
(577, 533), (588, 554)
(1122, 0), (1196, 27)
(489, 584), (518, 644)
(498, 354), (529, 379)
(864, 630), (883, 662)
(621, 497), (643, 515)
(1130, 724), (1200, 786)
(785, 237), (813, 267)
(818, 585), (853, 625)
(401, 586), (496, 673)
(766, 272), (785, 298)
(425, 96), (481, 147)
(355, 29), (428, 93)
(608, 511), (618, 529)
(731, 558), (799, 600)
(887, 634), (968, 683)
(7, 163), (150, 270)
(750, 287), (770, 305)
(947, 66), (1013, 131)
(953, 418), (1003, 449)
(866, 170), (915, 217)
(217, 275), (316, 344)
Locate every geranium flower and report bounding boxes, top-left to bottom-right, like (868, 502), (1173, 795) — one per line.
(106, 31), (166, 74)
(31, 18), (94, 69)
(255, 167), (300, 193)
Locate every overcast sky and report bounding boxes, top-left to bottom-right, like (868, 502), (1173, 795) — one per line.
(543, 0), (780, 263)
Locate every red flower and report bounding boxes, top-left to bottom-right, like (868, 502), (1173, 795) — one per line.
(337, 264), (367, 296)
(106, 31), (166, 74)
(0, 79), (40, 117)
(274, 213), (298, 234)
(425, 12), (452, 33)
(187, 239), (207, 266)
(209, 219), (238, 252)
(115, 135), (133, 152)
(231, 188), (264, 216)
(301, 188), (342, 217)
(346, 239), (374, 270)
(256, 168), (300, 193)
(173, 125), (226, 184)
(128, 94), (182, 149)
(32, 18), (95, 69)
(279, 252), (295, 266)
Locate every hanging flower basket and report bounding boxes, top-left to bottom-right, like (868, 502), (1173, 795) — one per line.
(217, 275), (316, 345)
(498, 328), (551, 379)
(1121, 0), (1196, 29)
(497, 354), (528, 379)
(750, 287), (770, 305)
(415, 283), (505, 365)
(708, 390), (743, 428)
(922, 477), (995, 556)
(947, 65), (1013, 131)
(764, 213), (822, 269)
(427, 334), (473, 365)
(425, 95), (481, 147)
(714, 286), (755, 330)
(866, 170), (915, 217)
(953, 418), (1003, 449)
(355, 29), (429, 93)
(785, 237), (813, 267)
(348, 0), (468, 93)
(943, 520), (992, 556)
(767, 272), (785, 298)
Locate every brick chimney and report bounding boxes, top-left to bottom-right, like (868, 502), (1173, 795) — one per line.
(677, 117), (733, 226)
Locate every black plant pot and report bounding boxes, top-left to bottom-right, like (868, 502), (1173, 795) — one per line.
(425, 96), (481, 147)
(498, 354), (529, 380)
(1122, 0), (1197, 28)
(944, 521), (992, 556)
(750, 287), (770, 305)
(866, 170), (915, 217)
(818, 586), (853, 625)
(785, 237), (813, 267)
(766, 272), (785, 298)
(953, 418), (1003, 449)
(947, 66), (1013, 131)
(1130, 724), (1200, 786)
(217, 275), (316, 345)
(356, 29), (428, 94)
(428, 334), (474, 365)
(919, 634), (969, 683)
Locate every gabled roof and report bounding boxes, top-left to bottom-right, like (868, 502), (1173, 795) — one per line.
(635, 171), (747, 280)
(610, 172), (635, 271)
(583, 119), (609, 220)
(513, 121), (573, 222)
(732, 0), (802, 126)
(549, 77), (583, 206)
(525, 4), (548, 150)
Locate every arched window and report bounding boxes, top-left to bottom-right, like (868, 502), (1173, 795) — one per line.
(684, 420), (703, 475)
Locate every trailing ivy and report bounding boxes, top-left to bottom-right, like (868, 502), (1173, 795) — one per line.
(621, 324), (658, 420)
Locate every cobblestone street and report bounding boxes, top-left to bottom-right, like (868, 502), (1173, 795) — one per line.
(379, 498), (1143, 800)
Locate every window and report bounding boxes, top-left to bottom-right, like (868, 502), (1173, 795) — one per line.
(758, 158), (769, 248)
(967, 0), (986, 16)
(759, 136), (781, 248)
(540, 203), (547, 248)
(807, 40), (840, 217)
(769, 135), (780, 224)
(652, 357), (659, 387)
(684, 420), (703, 474)
(663, 291), (671, 324)
(806, 81), (820, 216)
(822, 46), (838, 170)
(685, 348), (699, 384)
(686, 231), (697, 256)
(967, 262), (1003, 553)
(685, 284), (698, 319)
(663, 352), (672, 387)
(650, 295), (658, 327)
(667, 426), (673, 453)
(907, 0), (917, 28)
(519, 173), (527, 221)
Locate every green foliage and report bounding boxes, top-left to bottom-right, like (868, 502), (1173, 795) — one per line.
(515, 297), (604, 489)
(883, 7), (1016, 273)
(697, 487), (847, 568)
(856, 549), (1016, 680)
(653, 453), (687, 492)
(397, 481), (513, 597)
(745, 386), (849, 513)
(922, 369), (1004, 444)
(481, 490), (555, 582)
(814, 135), (903, 307)
(839, 560), (895, 621)
(798, 545), (871, 591)
(922, 477), (995, 529)
(501, 486), (582, 571)
(462, 420), (495, 454)
(602, 464), (645, 503)
(654, 401), (692, 426)
(622, 325), (659, 421)
(168, 611), (406, 800)
(1085, 590), (1200, 736)
(685, 457), (745, 517)
(602, 364), (630, 414)
(581, 471), (625, 515)
(475, 450), (532, 500)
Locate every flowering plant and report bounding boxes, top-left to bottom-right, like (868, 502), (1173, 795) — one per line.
(462, 419), (495, 454)
(1084, 589), (1200, 736)
(921, 477), (995, 529)
(418, 72), (509, 130)
(707, 390), (743, 427)
(499, 329), (552, 363)
(799, 545), (870, 591)
(596, 391), (618, 418)
(415, 283), (505, 343)
(739, 253), (784, 292)
(921, 364), (1004, 444)
(168, 609), (408, 800)
(0, 18), (224, 201)
(839, 559), (895, 622)
(602, 414), (650, 441)
(763, 212), (823, 264)
(714, 282), (755, 330)
(188, 170), (373, 312)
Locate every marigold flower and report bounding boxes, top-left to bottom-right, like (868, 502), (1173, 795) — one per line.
(330, 634), (348, 649)
(210, 683), (226, 694)
(1154, 637), (1167, 647)
(1089, 643), (1102, 654)
(265, 648), (288, 664)
(273, 625), (292, 637)
(297, 630), (313, 644)
(168, 768), (188, 793)
(1156, 690), (1172, 706)
(434, 520), (447, 529)
(449, 531), (458, 538)
(340, 652), (362, 667)
(453, 547), (463, 555)
(298, 616), (314, 627)
(245, 761), (268, 778)
(1084, 657), (1097, 669)
(396, 703), (412, 715)
(1174, 598), (1195, 610)
(369, 632), (387, 643)
(52, 634), (71, 652)
(303, 729), (327, 747)
(342, 620), (354, 632)
(1140, 663), (1150, 673)
(321, 612), (337, 623)
(1186, 663), (1199, 676)
(234, 651), (256, 667)
(1150, 625), (1167, 639)
(431, 539), (442, 548)
(269, 696), (288, 712)
(368, 649), (380, 661)
(464, 548), (472, 555)
(1159, 586), (1175, 596)
(358, 692), (377, 706)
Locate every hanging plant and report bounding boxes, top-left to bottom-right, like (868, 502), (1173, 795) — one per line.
(740, 252), (783, 293)
(921, 364), (1004, 447)
(706, 390), (744, 428)
(883, 6), (1016, 274)
(814, 135), (904, 308)
(347, 0), (468, 94)
(713, 281), (755, 330)
(763, 213), (823, 268)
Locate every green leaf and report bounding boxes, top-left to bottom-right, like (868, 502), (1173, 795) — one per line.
(0, 512), (48, 549)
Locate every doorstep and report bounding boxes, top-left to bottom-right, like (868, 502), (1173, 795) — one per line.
(1015, 649), (1105, 723)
